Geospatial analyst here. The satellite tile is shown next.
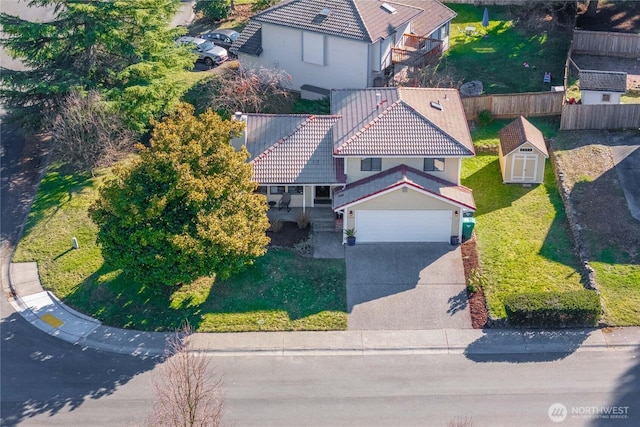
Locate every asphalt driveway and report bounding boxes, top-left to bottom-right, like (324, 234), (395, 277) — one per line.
(346, 243), (471, 330)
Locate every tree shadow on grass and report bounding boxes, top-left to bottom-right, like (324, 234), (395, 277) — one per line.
(461, 154), (537, 217)
(0, 308), (158, 427)
(21, 164), (94, 238)
(62, 248), (346, 333)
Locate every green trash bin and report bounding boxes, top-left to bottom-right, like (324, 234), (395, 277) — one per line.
(462, 217), (476, 240)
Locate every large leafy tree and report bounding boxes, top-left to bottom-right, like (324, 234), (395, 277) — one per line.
(0, 0), (195, 131)
(89, 103), (270, 288)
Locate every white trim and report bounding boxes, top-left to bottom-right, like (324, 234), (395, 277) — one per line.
(510, 153), (538, 182)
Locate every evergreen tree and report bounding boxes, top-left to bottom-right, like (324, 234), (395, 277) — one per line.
(0, 0), (194, 131)
(90, 103), (270, 289)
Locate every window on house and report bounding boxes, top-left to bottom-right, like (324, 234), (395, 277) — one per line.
(361, 158), (382, 171)
(290, 186), (304, 194)
(424, 158), (445, 172)
(302, 31), (325, 65)
(269, 186), (286, 194)
(602, 93), (611, 102)
(255, 186), (267, 194)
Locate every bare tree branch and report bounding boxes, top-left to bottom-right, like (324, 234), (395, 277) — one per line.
(147, 324), (224, 427)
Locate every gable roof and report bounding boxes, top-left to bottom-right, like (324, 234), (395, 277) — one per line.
(332, 164), (476, 210)
(391, 0), (456, 37)
(499, 116), (548, 157)
(579, 70), (627, 93)
(239, 114), (343, 184)
(230, 21), (262, 55)
(245, 0), (454, 44)
(331, 87), (474, 157)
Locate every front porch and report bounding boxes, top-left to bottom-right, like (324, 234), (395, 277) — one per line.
(266, 206), (341, 230)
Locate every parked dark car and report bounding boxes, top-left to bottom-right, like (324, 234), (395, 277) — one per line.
(200, 28), (240, 55)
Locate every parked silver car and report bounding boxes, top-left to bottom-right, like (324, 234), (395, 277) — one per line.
(176, 36), (228, 67)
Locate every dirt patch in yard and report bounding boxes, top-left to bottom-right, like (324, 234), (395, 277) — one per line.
(551, 130), (640, 262)
(267, 222), (310, 248)
(576, 2), (640, 33)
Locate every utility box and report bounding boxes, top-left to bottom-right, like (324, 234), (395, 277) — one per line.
(462, 217), (476, 240)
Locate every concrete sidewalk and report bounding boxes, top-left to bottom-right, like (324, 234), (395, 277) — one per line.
(7, 262), (640, 358)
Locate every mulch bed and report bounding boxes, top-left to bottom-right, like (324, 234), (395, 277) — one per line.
(267, 222), (310, 248)
(461, 234), (489, 329)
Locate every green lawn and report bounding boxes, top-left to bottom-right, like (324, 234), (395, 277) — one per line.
(446, 4), (571, 94)
(13, 164), (346, 332)
(462, 123), (585, 319)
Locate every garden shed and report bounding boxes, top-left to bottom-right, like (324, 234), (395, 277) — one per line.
(579, 70), (627, 105)
(498, 116), (548, 184)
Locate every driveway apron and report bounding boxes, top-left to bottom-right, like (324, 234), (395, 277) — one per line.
(346, 243), (471, 330)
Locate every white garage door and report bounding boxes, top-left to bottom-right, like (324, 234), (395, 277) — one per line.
(356, 210), (452, 243)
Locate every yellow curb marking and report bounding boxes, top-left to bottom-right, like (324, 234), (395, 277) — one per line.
(40, 313), (64, 328)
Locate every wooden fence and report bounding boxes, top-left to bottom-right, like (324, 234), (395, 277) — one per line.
(461, 91), (564, 120)
(572, 30), (640, 58)
(560, 104), (640, 130)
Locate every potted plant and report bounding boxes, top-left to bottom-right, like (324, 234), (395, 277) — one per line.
(344, 228), (356, 246)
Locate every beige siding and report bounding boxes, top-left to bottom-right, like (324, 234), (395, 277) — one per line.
(342, 187), (461, 236)
(344, 157), (460, 184)
(498, 143), (507, 182)
(502, 143), (547, 184)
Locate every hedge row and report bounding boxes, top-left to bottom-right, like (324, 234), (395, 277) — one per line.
(504, 290), (601, 328)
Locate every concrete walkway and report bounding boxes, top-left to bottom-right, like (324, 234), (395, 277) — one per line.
(7, 262), (640, 358)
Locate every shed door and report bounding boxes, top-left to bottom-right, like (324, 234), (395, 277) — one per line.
(511, 154), (538, 182)
(356, 210), (452, 243)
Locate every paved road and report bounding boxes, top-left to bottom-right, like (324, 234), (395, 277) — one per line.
(2, 350), (638, 426)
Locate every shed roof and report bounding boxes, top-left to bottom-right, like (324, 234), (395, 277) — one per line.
(499, 116), (548, 157)
(579, 70), (627, 93)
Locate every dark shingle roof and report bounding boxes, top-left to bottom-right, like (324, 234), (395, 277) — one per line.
(499, 116), (548, 157)
(230, 21), (262, 56)
(331, 87), (474, 157)
(249, 0), (422, 43)
(332, 164), (475, 210)
(579, 70), (627, 93)
(240, 114), (342, 184)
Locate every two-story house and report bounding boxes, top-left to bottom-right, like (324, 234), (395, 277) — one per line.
(230, 0), (456, 96)
(232, 87), (476, 243)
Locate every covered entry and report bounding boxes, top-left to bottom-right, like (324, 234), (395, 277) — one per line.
(356, 210), (452, 243)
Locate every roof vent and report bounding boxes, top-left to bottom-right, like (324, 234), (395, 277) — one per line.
(430, 101), (443, 111)
(319, 7), (331, 16)
(381, 3), (397, 14)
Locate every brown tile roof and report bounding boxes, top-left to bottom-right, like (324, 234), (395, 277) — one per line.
(391, 0), (456, 37)
(241, 114), (343, 184)
(242, 0), (453, 44)
(332, 164), (476, 210)
(579, 70), (627, 93)
(499, 116), (548, 157)
(331, 87), (474, 157)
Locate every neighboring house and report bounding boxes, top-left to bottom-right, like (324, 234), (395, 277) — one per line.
(579, 70), (627, 105)
(230, 0), (456, 96)
(498, 116), (548, 184)
(232, 87), (476, 243)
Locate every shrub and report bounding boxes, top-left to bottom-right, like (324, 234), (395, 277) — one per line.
(467, 268), (488, 294)
(504, 290), (601, 328)
(268, 220), (283, 233)
(477, 110), (493, 126)
(293, 237), (313, 257)
(195, 0), (231, 22)
(296, 210), (311, 229)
